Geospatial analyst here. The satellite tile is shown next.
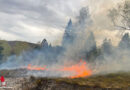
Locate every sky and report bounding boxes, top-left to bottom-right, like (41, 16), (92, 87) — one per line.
(0, 0), (123, 46)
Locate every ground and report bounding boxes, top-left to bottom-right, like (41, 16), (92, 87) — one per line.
(0, 70), (129, 90)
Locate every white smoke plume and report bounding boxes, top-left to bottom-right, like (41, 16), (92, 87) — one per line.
(0, 0), (130, 78)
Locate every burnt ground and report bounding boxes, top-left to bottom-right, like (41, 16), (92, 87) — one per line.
(0, 69), (130, 90)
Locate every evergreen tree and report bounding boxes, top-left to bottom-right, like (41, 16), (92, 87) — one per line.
(119, 33), (130, 49)
(0, 46), (3, 61)
(85, 32), (97, 61)
(62, 19), (74, 47)
(77, 7), (92, 29)
(87, 32), (97, 51)
(102, 38), (113, 55)
(41, 39), (48, 49)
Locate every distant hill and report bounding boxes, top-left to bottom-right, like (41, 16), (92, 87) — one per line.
(0, 40), (39, 60)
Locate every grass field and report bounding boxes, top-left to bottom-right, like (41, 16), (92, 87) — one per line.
(24, 72), (130, 89)
(0, 70), (130, 89)
(53, 72), (130, 88)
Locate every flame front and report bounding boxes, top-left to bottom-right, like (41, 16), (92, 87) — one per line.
(26, 60), (92, 78)
(60, 60), (92, 78)
(27, 64), (46, 71)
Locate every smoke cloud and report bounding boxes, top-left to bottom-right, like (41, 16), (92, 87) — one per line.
(0, 0), (130, 78)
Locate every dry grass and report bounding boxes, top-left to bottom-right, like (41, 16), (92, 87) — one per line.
(54, 72), (130, 88)
(22, 72), (130, 90)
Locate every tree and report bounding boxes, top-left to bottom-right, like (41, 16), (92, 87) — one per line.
(87, 32), (97, 51)
(108, 0), (130, 30)
(77, 7), (92, 29)
(62, 19), (74, 47)
(41, 39), (48, 48)
(0, 46), (3, 60)
(119, 33), (130, 49)
(102, 38), (113, 55)
(83, 32), (97, 61)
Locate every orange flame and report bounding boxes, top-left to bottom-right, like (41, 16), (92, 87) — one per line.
(60, 60), (92, 78)
(27, 64), (46, 71)
(26, 60), (92, 78)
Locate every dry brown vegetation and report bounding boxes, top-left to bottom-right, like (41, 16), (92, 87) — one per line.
(23, 72), (130, 90)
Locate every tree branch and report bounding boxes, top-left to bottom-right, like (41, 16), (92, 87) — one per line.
(115, 25), (130, 30)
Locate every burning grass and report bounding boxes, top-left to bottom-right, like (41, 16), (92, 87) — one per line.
(26, 60), (92, 78)
(0, 69), (130, 89)
(27, 64), (47, 71)
(22, 72), (130, 90)
(58, 60), (92, 78)
(54, 72), (130, 88)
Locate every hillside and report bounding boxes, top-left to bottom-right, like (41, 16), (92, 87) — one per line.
(0, 40), (39, 61)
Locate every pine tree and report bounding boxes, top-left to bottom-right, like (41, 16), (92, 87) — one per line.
(0, 46), (3, 61)
(102, 38), (113, 54)
(41, 39), (48, 48)
(62, 19), (74, 47)
(119, 33), (130, 49)
(87, 32), (97, 51)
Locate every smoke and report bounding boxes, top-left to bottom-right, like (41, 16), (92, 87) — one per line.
(0, 0), (130, 78)
(93, 47), (130, 75)
(83, 0), (124, 46)
(0, 7), (96, 78)
(60, 7), (96, 61)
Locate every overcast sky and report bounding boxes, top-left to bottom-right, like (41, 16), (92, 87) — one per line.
(0, 0), (123, 45)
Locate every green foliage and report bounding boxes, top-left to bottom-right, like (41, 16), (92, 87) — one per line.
(0, 40), (11, 59)
(0, 40), (38, 61)
(12, 42), (31, 55)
